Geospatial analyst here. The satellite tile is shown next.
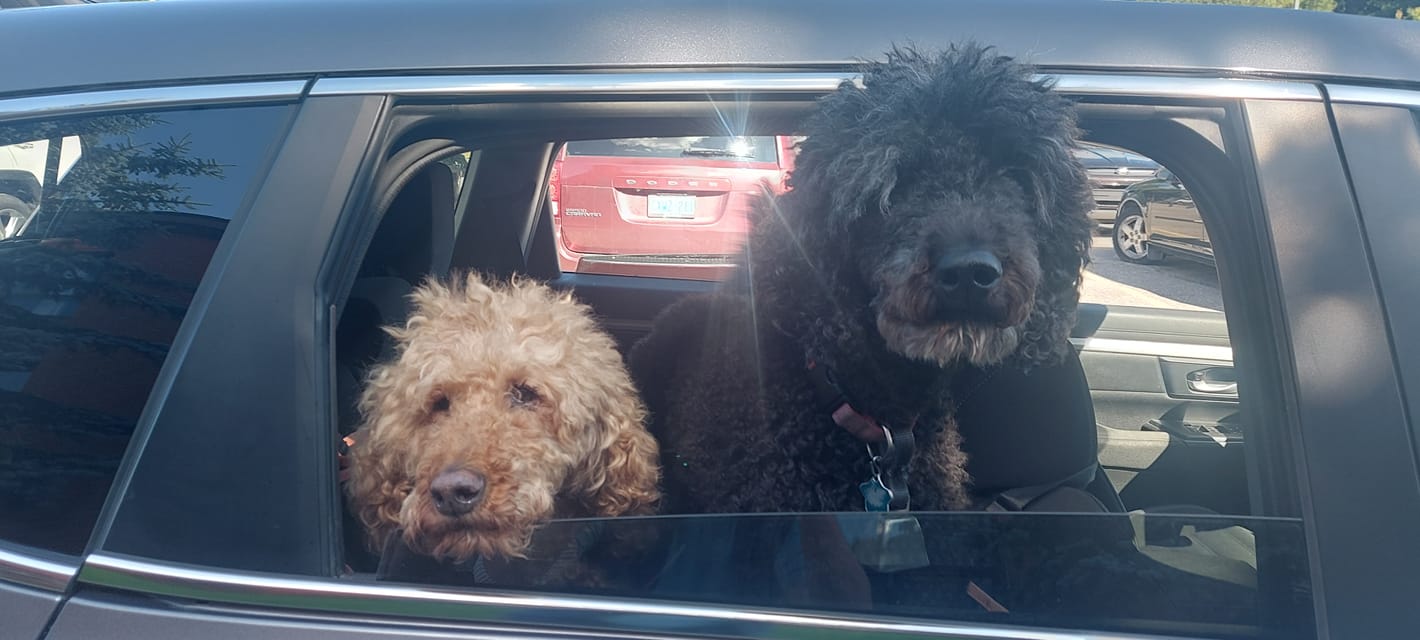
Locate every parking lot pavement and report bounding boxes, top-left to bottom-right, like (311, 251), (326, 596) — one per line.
(1079, 237), (1223, 312)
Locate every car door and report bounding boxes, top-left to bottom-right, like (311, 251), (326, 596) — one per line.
(1140, 169), (1197, 251)
(17, 2), (1420, 639)
(0, 550), (71, 640)
(0, 79), (309, 640)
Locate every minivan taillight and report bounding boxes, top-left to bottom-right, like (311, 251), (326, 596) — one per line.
(548, 156), (563, 217)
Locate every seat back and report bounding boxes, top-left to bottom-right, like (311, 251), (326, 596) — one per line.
(954, 346), (1125, 513)
(336, 162), (458, 433)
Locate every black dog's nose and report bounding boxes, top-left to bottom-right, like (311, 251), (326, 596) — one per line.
(936, 249), (1002, 292)
(430, 468), (485, 517)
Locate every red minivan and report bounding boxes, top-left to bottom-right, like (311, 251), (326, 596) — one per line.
(549, 135), (799, 280)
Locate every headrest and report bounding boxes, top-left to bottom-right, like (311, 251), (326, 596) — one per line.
(359, 162), (456, 282)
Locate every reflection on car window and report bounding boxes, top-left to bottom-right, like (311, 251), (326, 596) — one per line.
(0, 106), (285, 555)
(0, 136), (80, 239)
(373, 512), (1312, 639)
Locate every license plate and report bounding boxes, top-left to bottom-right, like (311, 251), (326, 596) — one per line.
(647, 194), (696, 219)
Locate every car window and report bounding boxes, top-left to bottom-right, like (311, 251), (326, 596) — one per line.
(440, 151), (474, 200)
(566, 136), (780, 163)
(0, 135), (80, 239)
(0, 106), (286, 556)
(552, 135), (791, 280)
(339, 119), (1310, 640)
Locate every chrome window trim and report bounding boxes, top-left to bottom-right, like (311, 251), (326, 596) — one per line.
(1326, 84), (1420, 109)
(1050, 74), (1319, 101)
(0, 544), (78, 593)
(0, 80), (308, 122)
(82, 552), (1166, 640)
(0, 73), (1324, 124)
(1072, 336), (1234, 363)
(310, 71), (1321, 102)
(310, 72), (857, 97)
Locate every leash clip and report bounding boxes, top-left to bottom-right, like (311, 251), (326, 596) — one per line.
(861, 424), (912, 511)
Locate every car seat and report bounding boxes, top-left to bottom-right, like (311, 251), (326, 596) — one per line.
(335, 161), (457, 435)
(954, 345), (1125, 514)
(951, 346), (1261, 605)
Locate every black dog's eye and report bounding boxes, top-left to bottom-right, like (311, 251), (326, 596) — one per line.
(508, 383), (540, 407)
(429, 392), (451, 416)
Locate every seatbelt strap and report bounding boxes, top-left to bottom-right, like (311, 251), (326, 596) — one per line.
(984, 463), (1100, 512)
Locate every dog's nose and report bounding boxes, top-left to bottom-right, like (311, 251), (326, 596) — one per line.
(935, 249), (1002, 292)
(430, 468), (485, 517)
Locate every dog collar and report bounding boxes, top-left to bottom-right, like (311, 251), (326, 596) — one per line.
(337, 435), (356, 484)
(806, 359), (883, 442)
(805, 359), (914, 511)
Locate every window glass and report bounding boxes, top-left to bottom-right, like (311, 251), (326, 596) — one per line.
(344, 129), (1307, 640)
(375, 512), (1309, 638)
(566, 136), (780, 163)
(551, 135), (791, 280)
(439, 151), (474, 201)
(0, 105), (286, 555)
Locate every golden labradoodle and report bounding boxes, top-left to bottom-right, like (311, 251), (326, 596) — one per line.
(345, 271), (661, 564)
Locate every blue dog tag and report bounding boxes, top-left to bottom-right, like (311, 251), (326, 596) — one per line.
(859, 477), (893, 512)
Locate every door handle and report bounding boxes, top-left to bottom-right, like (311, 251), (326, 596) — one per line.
(1186, 367), (1236, 395)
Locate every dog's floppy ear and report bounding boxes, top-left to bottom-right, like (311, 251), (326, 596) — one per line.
(1011, 127), (1094, 232)
(347, 376), (413, 554)
(582, 397), (662, 517)
(817, 144), (900, 230)
(789, 76), (903, 231)
(1012, 137), (1094, 370)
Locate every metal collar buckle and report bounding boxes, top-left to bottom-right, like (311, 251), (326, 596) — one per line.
(860, 423), (913, 511)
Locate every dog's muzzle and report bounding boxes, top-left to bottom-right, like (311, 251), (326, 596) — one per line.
(430, 467), (486, 517)
(932, 249), (1007, 323)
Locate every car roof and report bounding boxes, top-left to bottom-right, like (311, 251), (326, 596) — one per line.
(3, 0), (1419, 99)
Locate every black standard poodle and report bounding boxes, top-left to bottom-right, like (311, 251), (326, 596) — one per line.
(628, 43), (1095, 514)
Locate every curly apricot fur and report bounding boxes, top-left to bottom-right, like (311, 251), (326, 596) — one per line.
(346, 271), (660, 563)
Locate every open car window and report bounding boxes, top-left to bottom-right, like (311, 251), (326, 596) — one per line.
(330, 111), (1308, 639)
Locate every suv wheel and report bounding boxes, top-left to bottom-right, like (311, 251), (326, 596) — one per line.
(1113, 204), (1162, 264)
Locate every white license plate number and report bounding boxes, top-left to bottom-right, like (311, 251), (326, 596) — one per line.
(647, 195), (697, 219)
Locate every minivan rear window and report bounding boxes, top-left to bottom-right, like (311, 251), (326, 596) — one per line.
(566, 136), (780, 164)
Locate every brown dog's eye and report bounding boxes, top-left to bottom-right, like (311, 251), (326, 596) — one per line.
(508, 383), (539, 407)
(429, 393), (451, 416)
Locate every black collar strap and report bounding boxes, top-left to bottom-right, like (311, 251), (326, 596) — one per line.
(806, 358), (914, 511)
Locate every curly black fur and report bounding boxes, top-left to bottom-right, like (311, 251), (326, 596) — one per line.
(628, 43), (1094, 514)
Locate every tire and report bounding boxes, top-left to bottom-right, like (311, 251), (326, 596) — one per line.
(0, 193), (33, 239)
(1112, 203), (1162, 264)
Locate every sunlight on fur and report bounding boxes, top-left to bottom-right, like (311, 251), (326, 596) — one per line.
(346, 271), (660, 563)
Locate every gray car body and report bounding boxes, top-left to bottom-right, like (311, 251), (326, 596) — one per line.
(1, 1), (1420, 640)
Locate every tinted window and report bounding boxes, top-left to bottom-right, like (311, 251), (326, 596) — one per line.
(0, 105), (285, 555)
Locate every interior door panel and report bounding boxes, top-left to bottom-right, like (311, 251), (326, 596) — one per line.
(1072, 303), (1242, 512)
